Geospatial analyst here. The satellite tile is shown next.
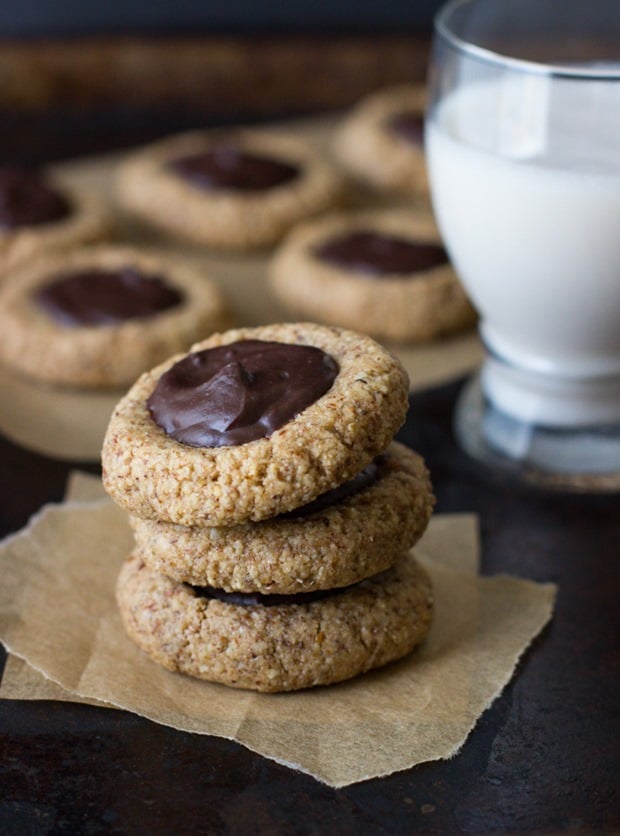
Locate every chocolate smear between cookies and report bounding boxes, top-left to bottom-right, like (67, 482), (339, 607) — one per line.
(35, 267), (184, 327)
(187, 583), (349, 607)
(0, 165), (71, 230)
(147, 339), (339, 448)
(279, 455), (385, 520)
(315, 230), (447, 277)
(167, 146), (300, 192)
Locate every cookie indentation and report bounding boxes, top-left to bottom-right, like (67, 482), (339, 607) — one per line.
(168, 146), (300, 192)
(314, 230), (447, 277)
(147, 339), (339, 448)
(35, 267), (184, 327)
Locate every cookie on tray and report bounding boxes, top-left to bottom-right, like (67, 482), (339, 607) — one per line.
(102, 323), (409, 526)
(116, 129), (346, 250)
(269, 209), (476, 343)
(116, 549), (434, 692)
(0, 165), (111, 282)
(130, 442), (434, 593)
(0, 245), (231, 388)
(333, 84), (429, 196)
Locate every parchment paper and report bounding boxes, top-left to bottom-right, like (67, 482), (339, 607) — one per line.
(0, 475), (555, 787)
(0, 115), (482, 462)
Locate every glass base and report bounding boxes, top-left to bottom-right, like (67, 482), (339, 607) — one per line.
(455, 375), (620, 492)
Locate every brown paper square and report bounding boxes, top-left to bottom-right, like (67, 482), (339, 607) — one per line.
(0, 485), (555, 787)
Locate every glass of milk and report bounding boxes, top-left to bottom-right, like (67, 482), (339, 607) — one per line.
(426, 0), (620, 486)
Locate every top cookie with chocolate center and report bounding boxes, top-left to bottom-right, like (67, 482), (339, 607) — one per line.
(102, 323), (409, 526)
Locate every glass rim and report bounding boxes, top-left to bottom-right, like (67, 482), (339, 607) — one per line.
(435, 0), (620, 81)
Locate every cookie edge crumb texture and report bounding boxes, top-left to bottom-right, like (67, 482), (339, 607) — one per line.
(116, 549), (434, 692)
(130, 441), (434, 593)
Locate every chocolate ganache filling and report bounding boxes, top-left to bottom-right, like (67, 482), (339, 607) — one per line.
(147, 339), (339, 448)
(35, 267), (184, 327)
(279, 455), (385, 520)
(0, 165), (71, 229)
(387, 110), (425, 146)
(315, 230), (447, 276)
(167, 145), (300, 192)
(188, 583), (351, 607)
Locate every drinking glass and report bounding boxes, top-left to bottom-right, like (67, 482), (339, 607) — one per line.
(425, 0), (620, 488)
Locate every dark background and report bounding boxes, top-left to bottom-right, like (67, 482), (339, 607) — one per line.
(1, 3), (619, 833)
(0, 2), (438, 164)
(0, 0), (444, 36)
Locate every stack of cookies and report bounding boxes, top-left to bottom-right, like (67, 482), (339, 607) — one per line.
(102, 323), (435, 692)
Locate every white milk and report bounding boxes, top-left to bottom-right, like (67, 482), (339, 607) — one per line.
(427, 76), (620, 425)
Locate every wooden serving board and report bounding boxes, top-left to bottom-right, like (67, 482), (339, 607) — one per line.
(0, 115), (482, 461)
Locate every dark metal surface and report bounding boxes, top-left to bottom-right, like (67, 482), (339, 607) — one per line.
(0, 379), (618, 835)
(0, 1), (442, 37)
